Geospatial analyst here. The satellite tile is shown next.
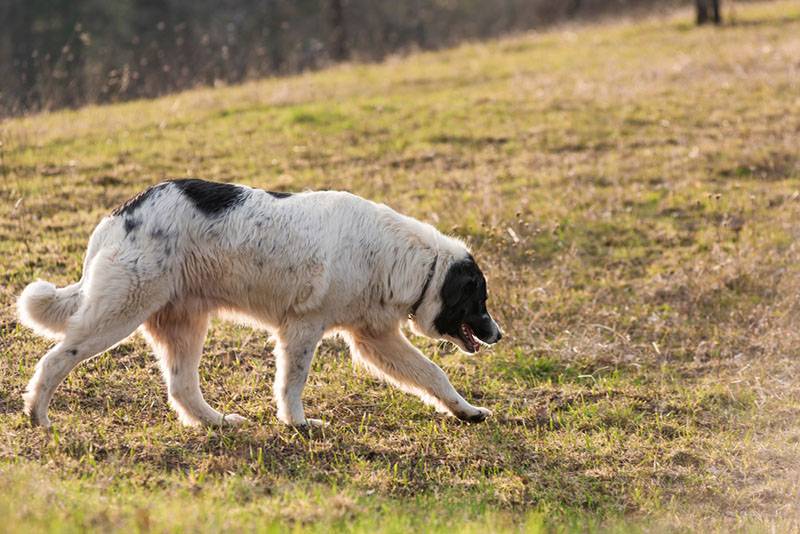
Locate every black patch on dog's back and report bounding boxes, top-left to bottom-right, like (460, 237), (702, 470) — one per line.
(171, 179), (246, 216)
(268, 190), (292, 199)
(111, 183), (168, 216)
(124, 217), (140, 235)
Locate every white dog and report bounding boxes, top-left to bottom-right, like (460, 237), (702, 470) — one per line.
(18, 179), (502, 429)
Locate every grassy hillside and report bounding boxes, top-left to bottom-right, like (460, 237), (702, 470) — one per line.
(2, 2), (800, 531)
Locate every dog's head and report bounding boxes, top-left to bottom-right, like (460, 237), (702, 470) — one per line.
(412, 254), (502, 354)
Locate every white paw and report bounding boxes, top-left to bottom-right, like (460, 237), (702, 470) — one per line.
(222, 413), (248, 426)
(474, 407), (493, 420)
(23, 397), (51, 429)
(286, 417), (328, 429)
(305, 418), (328, 428)
(29, 411), (52, 429)
(454, 406), (492, 423)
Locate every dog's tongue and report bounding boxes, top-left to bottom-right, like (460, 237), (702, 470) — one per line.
(461, 323), (480, 353)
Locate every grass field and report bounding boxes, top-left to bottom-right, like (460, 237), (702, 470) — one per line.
(2, 2), (800, 531)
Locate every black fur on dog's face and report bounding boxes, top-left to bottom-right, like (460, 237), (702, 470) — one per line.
(434, 255), (502, 354)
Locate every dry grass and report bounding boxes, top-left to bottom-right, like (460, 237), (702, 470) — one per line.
(1, 2), (800, 531)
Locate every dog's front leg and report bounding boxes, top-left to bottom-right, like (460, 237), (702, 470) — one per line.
(347, 328), (491, 423)
(273, 322), (324, 427)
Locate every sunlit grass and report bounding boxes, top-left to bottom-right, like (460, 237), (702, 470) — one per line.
(1, 1), (799, 532)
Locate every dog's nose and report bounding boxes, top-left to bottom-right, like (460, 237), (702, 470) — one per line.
(495, 331), (503, 342)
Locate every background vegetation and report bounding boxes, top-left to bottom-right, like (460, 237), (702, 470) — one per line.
(0, 0), (688, 115)
(1, 1), (799, 531)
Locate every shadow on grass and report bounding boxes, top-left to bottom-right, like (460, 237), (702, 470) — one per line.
(0, 390), (24, 416)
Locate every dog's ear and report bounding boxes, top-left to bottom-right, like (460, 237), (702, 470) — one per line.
(441, 264), (477, 308)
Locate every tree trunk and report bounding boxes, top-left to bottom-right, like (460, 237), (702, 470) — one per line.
(567, 0), (582, 19)
(328, 0), (347, 61)
(60, 0), (85, 108)
(696, 0), (709, 24)
(697, 0), (722, 25)
(8, 0), (37, 110)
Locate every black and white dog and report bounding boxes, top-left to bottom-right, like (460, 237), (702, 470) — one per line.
(18, 179), (502, 428)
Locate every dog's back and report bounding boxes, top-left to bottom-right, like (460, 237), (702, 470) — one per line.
(19, 179), (439, 336)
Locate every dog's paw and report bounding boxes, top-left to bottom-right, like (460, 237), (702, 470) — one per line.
(222, 413), (248, 426)
(293, 418), (327, 428)
(23, 397), (51, 429)
(27, 411), (52, 429)
(288, 418), (328, 432)
(454, 406), (492, 423)
(304, 418), (327, 428)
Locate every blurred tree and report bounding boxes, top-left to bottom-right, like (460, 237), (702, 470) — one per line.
(567, 0), (582, 18)
(5, 0), (37, 110)
(328, 0), (348, 60)
(56, 1), (86, 107)
(1, 0), (686, 116)
(696, 0), (721, 25)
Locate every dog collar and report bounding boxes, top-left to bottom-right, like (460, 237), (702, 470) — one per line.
(409, 254), (438, 318)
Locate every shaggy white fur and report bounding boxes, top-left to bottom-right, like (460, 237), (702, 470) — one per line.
(18, 181), (501, 429)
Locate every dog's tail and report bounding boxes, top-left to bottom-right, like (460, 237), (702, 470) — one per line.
(17, 280), (83, 339)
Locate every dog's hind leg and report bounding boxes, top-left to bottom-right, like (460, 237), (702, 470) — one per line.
(142, 303), (246, 427)
(273, 322), (325, 427)
(24, 315), (152, 428)
(345, 328), (491, 423)
(24, 250), (166, 428)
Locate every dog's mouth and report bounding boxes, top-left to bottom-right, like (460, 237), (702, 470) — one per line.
(458, 323), (481, 353)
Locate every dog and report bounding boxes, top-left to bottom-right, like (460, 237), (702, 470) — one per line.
(18, 179), (502, 429)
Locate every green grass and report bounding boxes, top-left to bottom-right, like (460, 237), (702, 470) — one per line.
(2, 2), (800, 531)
